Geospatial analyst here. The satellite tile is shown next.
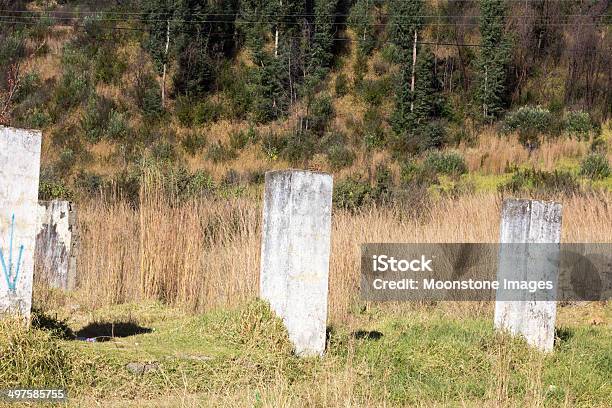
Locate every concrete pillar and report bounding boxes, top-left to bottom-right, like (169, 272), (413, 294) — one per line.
(260, 170), (333, 357)
(0, 127), (42, 318)
(35, 201), (78, 290)
(494, 198), (562, 352)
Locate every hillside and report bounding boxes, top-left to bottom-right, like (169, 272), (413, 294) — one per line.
(0, 0), (611, 203)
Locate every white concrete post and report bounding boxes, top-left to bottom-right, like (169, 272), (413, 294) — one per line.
(35, 201), (78, 290)
(494, 198), (562, 352)
(0, 127), (42, 318)
(260, 170), (333, 357)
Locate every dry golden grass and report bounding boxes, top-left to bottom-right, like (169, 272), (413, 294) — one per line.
(458, 127), (589, 174)
(75, 173), (612, 323)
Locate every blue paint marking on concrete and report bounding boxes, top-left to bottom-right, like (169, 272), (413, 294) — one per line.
(0, 214), (24, 293)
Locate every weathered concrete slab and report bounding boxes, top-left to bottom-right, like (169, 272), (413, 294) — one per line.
(494, 199), (562, 352)
(260, 170), (333, 357)
(0, 126), (42, 318)
(35, 200), (78, 290)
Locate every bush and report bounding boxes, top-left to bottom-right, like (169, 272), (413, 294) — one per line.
(372, 164), (394, 202)
(193, 100), (223, 125)
(206, 142), (237, 163)
(140, 86), (164, 119)
(309, 95), (334, 134)
(175, 96), (195, 126)
(281, 131), (316, 165)
(80, 95), (115, 143)
(423, 151), (467, 176)
(106, 110), (129, 141)
(502, 106), (554, 149)
(564, 110), (594, 139)
(261, 132), (287, 160)
(327, 144), (355, 170)
(151, 141), (176, 163)
(333, 177), (372, 210)
(416, 121), (446, 152)
(52, 70), (90, 113)
(499, 168), (580, 195)
(94, 46), (127, 85)
(362, 108), (386, 149)
(357, 78), (392, 106)
(580, 154), (610, 180)
(181, 130), (207, 156)
(75, 170), (104, 196)
(229, 130), (250, 150)
(335, 73), (349, 97)
(38, 169), (74, 201)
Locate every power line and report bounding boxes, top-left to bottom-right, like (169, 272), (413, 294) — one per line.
(0, 14), (606, 28)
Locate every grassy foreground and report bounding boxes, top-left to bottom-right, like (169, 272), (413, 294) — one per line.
(1, 300), (609, 407)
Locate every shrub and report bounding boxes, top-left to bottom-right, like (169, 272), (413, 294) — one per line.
(335, 73), (349, 97)
(502, 106), (553, 149)
(229, 130), (250, 150)
(580, 154), (610, 180)
(416, 121), (446, 152)
(193, 100), (223, 125)
(55, 148), (75, 174)
(152, 141), (176, 163)
(372, 164), (394, 202)
(362, 108), (386, 149)
(400, 160), (421, 185)
(261, 132), (287, 160)
(141, 86), (164, 119)
(206, 142), (237, 163)
(14, 71), (41, 103)
(333, 177), (372, 210)
(564, 110), (594, 139)
(38, 169), (74, 201)
(181, 130), (207, 156)
(105, 110), (129, 141)
(327, 144), (355, 170)
(80, 95), (115, 143)
(281, 131), (316, 165)
(423, 151), (468, 176)
(175, 96), (195, 126)
(52, 70), (90, 112)
(309, 95), (334, 134)
(499, 168), (580, 195)
(75, 170), (104, 196)
(358, 78), (392, 106)
(94, 46), (126, 84)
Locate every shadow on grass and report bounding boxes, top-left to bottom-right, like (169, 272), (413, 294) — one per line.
(555, 327), (574, 344)
(352, 330), (384, 340)
(31, 309), (74, 340)
(75, 322), (153, 342)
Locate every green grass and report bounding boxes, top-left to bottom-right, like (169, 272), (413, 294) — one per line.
(1, 301), (610, 406)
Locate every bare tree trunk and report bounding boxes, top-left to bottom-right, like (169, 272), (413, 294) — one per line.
(410, 30), (417, 113)
(161, 20), (170, 108)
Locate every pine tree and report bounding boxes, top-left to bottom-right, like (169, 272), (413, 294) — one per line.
(144, 0), (239, 98)
(348, 0), (377, 56)
(389, 0), (424, 58)
(392, 48), (440, 133)
(309, 0), (338, 78)
(474, 0), (510, 120)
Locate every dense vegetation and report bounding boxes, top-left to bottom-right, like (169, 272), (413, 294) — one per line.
(0, 0), (610, 202)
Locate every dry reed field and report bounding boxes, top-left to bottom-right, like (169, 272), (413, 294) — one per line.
(16, 179), (611, 407)
(74, 178), (612, 323)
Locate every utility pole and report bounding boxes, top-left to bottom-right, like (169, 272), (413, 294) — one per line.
(410, 29), (417, 112)
(161, 19), (170, 108)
